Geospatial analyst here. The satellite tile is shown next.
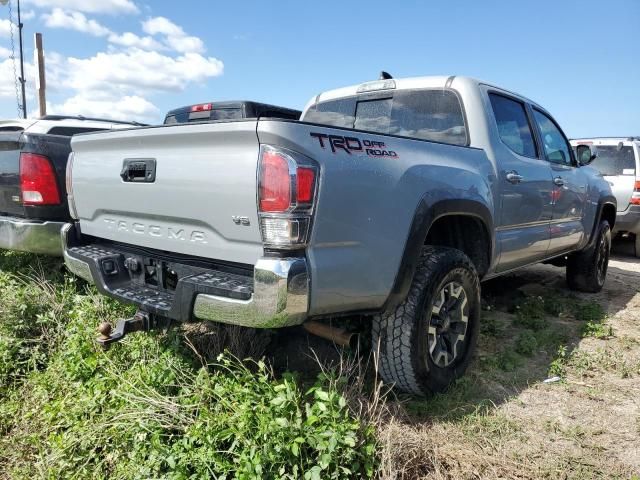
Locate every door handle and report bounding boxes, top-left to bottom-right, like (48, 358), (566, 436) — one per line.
(554, 176), (565, 187)
(505, 171), (523, 184)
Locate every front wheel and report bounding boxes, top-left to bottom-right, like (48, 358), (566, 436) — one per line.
(372, 246), (480, 396)
(566, 220), (611, 293)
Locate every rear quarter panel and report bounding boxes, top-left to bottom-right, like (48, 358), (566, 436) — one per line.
(258, 120), (495, 316)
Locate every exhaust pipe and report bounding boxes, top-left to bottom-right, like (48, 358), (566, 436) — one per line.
(303, 321), (358, 349)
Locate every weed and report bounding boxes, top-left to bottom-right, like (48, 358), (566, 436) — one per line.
(0, 252), (378, 479)
(514, 297), (548, 331)
(515, 330), (538, 356)
(480, 314), (506, 337)
(548, 345), (568, 378)
(573, 301), (606, 323)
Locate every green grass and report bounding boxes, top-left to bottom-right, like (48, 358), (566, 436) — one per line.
(0, 252), (377, 479)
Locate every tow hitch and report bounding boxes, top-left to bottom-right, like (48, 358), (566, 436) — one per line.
(96, 310), (170, 349)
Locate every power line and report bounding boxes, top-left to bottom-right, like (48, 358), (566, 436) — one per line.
(6, 0), (27, 118)
(7, 0), (22, 117)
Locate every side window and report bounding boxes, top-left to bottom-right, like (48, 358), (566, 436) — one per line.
(489, 93), (537, 158)
(532, 109), (573, 166)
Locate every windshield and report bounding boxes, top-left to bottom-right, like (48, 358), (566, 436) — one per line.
(588, 145), (636, 176)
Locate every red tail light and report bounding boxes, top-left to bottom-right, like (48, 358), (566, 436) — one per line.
(20, 153), (61, 205)
(631, 181), (640, 205)
(259, 149), (291, 213)
(258, 145), (318, 247)
(191, 103), (212, 112)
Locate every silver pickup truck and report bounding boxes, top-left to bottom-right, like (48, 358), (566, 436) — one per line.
(62, 75), (615, 395)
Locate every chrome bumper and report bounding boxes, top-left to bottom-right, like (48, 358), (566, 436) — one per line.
(0, 216), (65, 256)
(61, 223), (309, 328)
(193, 258), (309, 328)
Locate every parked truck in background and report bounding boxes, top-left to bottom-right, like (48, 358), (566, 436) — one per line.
(63, 75), (615, 396)
(572, 137), (640, 256)
(0, 116), (143, 255)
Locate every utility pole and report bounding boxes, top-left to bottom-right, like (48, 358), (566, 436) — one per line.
(17, 0), (26, 118)
(34, 32), (46, 117)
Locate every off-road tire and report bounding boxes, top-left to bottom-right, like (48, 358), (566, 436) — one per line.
(372, 246), (480, 396)
(566, 220), (611, 293)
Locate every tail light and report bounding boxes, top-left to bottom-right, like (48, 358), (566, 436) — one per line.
(66, 152), (79, 219)
(258, 145), (318, 248)
(19, 153), (61, 205)
(631, 181), (640, 205)
(191, 103), (212, 112)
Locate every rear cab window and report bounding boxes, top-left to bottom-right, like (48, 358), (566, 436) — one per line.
(589, 145), (636, 176)
(302, 89), (468, 146)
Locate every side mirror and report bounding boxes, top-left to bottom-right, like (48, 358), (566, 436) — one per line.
(576, 144), (598, 165)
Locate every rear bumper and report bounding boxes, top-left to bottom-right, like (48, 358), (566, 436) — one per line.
(61, 223), (309, 328)
(0, 216), (65, 256)
(612, 205), (640, 235)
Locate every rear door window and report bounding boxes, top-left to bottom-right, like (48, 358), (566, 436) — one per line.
(588, 146), (636, 176)
(488, 93), (537, 158)
(303, 89), (468, 146)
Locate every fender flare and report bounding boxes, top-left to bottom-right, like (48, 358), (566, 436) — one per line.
(583, 197), (616, 251)
(382, 197), (494, 312)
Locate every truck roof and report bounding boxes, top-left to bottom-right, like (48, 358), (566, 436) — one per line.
(571, 137), (640, 144)
(305, 75), (543, 112)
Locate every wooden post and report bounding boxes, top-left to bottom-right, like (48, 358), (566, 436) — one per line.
(34, 32), (46, 117)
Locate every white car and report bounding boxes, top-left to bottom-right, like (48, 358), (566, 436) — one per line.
(572, 137), (640, 256)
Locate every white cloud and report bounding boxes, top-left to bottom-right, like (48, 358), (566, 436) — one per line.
(0, 56), (35, 101)
(0, 46), (10, 58)
(42, 8), (112, 36)
(142, 16), (204, 53)
(1, 10), (224, 123)
(0, 19), (12, 38)
(107, 32), (164, 51)
(48, 93), (159, 122)
(142, 16), (182, 37)
(23, 0), (138, 15)
(63, 49), (223, 93)
(22, 10), (37, 20)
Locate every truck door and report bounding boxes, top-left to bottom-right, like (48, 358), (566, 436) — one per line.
(487, 92), (554, 272)
(531, 108), (588, 254)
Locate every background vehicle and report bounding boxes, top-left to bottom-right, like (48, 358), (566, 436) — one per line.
(0, 115), (143, 255)
(64, 76), (615, 396)
(163, 101), (300, 124)
(571, 137), (640, 256)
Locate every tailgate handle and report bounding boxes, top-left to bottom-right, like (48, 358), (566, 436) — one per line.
(120, 159), (156, 183)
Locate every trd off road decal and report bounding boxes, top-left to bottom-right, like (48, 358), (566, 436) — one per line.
(310, 132), (399, 158)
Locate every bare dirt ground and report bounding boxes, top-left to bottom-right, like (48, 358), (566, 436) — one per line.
(374, 239), (640, 479)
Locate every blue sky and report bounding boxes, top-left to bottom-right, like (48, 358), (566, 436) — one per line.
(0, 0), (638, 137)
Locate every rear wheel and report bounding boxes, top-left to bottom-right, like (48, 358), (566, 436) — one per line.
(372, 246), (480, 396)
(634, 234), (640, 258)
(566, 220), (611, 293)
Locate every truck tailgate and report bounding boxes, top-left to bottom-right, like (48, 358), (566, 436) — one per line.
(70, 121), (263, 265)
